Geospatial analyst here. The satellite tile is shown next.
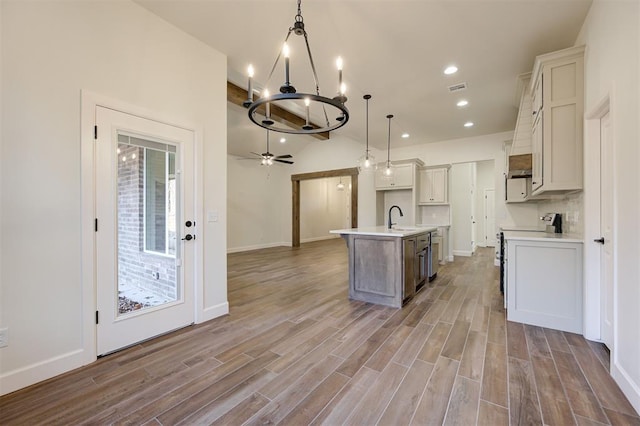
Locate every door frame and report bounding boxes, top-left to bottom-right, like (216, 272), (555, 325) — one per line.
(81, 91), (204, 363)
(291, 168), (359, 247)
(584, 93), (615, 344)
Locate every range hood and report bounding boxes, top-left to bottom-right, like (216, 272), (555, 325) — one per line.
(508, 154), (532, 178)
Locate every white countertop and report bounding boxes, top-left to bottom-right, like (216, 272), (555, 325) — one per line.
(500, 225), (545, 232)
(503, 231), (584, 243)
(330, 226), (437, 238)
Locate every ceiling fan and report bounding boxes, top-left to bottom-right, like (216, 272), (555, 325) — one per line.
(247, 131), (294, 166)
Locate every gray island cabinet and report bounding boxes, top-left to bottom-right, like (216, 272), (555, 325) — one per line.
(330, 226), (435, 308)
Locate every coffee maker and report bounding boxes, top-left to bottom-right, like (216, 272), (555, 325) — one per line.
(541, 213), (562, 233)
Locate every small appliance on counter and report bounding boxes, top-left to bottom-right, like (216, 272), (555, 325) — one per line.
(541, 213), (562, 233)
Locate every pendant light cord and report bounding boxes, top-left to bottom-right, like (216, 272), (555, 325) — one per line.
(386, 114), (393, 166)
(365, 95), (370, 156)
(262, 0), (330, 127)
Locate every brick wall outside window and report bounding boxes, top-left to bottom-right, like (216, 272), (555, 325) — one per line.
(117, 144), (177, 303)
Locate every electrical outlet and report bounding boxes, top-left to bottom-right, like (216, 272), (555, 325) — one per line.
(0, 327), (8, 348)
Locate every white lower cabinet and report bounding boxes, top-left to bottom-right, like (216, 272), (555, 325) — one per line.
(506, 239), (583, 333)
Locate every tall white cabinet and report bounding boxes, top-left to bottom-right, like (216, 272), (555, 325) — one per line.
(530, 45), (584, 195)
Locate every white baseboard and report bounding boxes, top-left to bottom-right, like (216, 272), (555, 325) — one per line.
(227, 242), (290, 254)
(453, 250), (473, 257)
(0, 349), (87, 396)
(199, 302), (229, 324)
(448, 255), (454, 262)
(300, 235), (340, 244)
(612, 360), (640, 415)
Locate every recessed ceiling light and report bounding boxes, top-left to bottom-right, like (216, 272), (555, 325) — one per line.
(279, 137), (286, 143)
(444, 65), (458, 75)
(457, 100), (469, 107)
(401, 133), (410, 138)
(464, 121), (474, 128)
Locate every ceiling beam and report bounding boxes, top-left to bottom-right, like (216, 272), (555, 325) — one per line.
(227, 81), (330, 141)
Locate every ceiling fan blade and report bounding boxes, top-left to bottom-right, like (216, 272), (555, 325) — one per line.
(275, 154), (293, 159)
(249, 152), (263, 158)
(275, 159), (294, 164)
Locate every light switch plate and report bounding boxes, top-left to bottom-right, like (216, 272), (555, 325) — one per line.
(208, 211), (219, 222)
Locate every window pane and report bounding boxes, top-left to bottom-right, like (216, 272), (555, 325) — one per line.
(145, 149), (167, 253)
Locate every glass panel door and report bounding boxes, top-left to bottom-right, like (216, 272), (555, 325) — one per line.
(96, 106), (195, 356)
(116, 134), (180, 316)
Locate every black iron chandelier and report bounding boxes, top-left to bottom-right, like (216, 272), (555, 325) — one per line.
(242, 0), (349, 135)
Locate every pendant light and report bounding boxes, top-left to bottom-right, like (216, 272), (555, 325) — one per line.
(243, 0), (349, 135)
(336, 177), (345, 191)
(358, 94), (376, 172)
(384, 114), (394, 177)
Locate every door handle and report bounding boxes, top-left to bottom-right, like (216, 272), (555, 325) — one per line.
(594, 237), (605, 244)
(182, 234), (195, 241)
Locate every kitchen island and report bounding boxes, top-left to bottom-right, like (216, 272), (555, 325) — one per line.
(330, 226), (436, 308)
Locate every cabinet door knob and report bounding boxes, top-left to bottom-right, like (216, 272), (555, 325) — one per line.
(594, 237), (605, 244)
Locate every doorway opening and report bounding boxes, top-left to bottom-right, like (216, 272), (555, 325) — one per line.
(291, 168), (359, 247)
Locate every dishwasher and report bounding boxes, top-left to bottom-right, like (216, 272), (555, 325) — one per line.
(429, 231), (439, 281)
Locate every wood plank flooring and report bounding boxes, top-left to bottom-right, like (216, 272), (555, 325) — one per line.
(1, 239), (638, 425)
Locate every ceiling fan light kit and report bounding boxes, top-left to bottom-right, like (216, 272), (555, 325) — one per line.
(243, 0), (349, 136)
(246, 130), (294, 166)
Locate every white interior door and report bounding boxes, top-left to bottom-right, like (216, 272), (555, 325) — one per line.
(95, 106), (195, 355)
(600, 111), (614, 351)
(484, 189), (496, 247)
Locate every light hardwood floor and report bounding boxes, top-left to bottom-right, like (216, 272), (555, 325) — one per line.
(1, 239), (638, 425)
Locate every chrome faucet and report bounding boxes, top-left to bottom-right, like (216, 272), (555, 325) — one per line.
(388, 205), (404, 229)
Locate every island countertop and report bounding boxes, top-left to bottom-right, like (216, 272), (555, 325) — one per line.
(330, 226), (437, 238)
(503, 231), (584, 243)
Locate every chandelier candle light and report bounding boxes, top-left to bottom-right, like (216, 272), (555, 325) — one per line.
(243, 0), (349, 135)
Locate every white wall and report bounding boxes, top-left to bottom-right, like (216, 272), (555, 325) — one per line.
(1, 0), (228, 395)
(227, 156), (289, 252)
(576, 0), (640, 412)
(292, 135), (380, 230)
(301, 176), (351, 242)
(226, 134), (380, 250)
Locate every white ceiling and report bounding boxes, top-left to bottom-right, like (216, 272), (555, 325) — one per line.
(136, 0), (592, 158)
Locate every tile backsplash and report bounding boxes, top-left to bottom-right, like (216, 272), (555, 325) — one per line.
(537, 192), (584, 235)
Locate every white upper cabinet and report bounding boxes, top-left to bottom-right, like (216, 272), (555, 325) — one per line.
(506, 178), (529, 203)
(375, 163), (414, 190)
(530, 45), (585, 195)
(418, 167), (449, 204)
